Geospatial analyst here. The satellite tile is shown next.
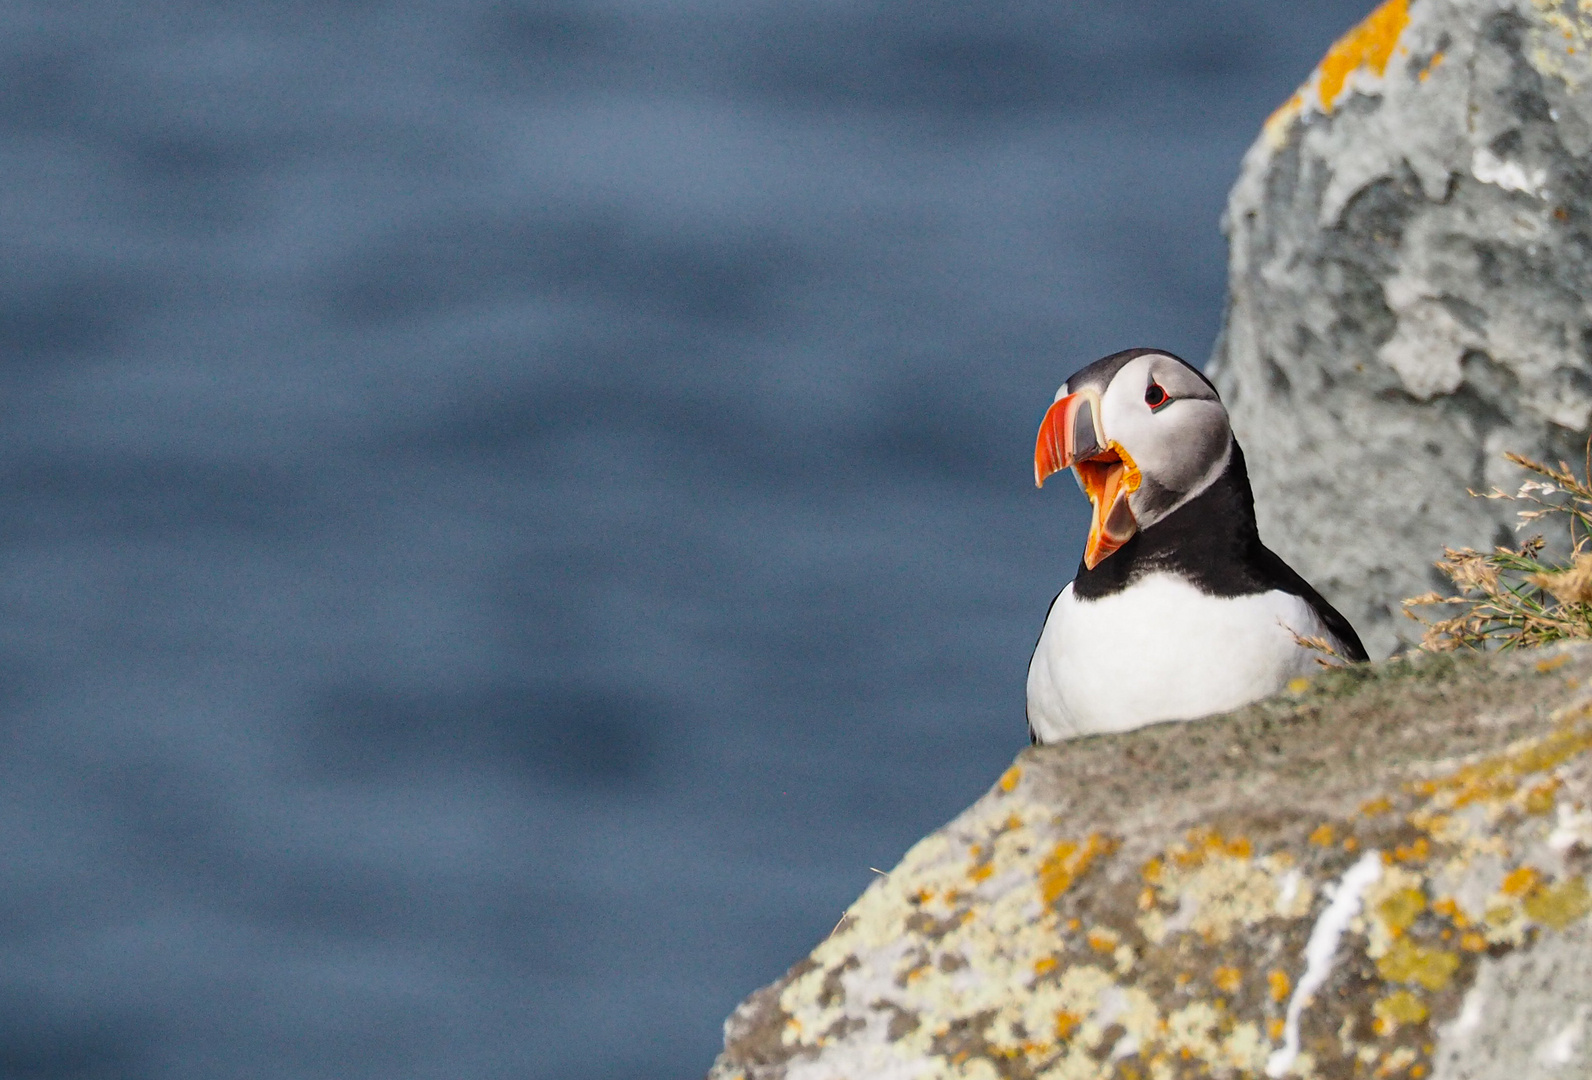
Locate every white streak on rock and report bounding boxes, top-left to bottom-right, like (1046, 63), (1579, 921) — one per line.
(1452, 986), (1486, 1036)
(1548, 804), (1592, 854)
(1277, 869), (1302, 910)
(1266, 852), (1383, 1078)
(1537, 1010), (1584, 1065)
(1471, 147), (1549, 198)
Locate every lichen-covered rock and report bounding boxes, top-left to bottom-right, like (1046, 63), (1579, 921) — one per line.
(707, 643), (1592, 1079)
(1206, 0), (1592, 658)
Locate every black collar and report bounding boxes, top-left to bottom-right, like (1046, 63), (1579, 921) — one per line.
(1069, 443), (1368, 661)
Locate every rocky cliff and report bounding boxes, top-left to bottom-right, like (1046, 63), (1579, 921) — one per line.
(1207, 0), (1592, 658)
(708, 644), (1592, 1080)
(707, 3), (1592, 1077)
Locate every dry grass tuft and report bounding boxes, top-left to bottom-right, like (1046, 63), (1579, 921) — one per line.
(1404, 449), (1592, 651)
(1289, 629), (1349, 667)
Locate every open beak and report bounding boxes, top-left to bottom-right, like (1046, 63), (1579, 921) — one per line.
(1035, 389), (1141, 569)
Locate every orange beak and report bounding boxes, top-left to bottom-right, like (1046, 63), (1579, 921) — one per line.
(1035, 389), (1141, 569)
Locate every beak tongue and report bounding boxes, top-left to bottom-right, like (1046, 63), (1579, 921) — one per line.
(1034, 388), (1140, 569)
(1079, 456), (1137, 569)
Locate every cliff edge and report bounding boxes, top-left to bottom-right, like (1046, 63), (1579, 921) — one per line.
(709, 644), (1592, 1080)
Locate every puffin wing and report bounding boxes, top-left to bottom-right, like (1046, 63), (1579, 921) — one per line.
(1251, 545), (1369, 663)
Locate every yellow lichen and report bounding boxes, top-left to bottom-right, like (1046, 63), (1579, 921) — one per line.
(1268, 969), (1291, 1002)
(1372, 990), (1429, 1035)
(999, 766), (1022, 794)
(1376, 938), (1460, 990)
(1164, 1001), (1221, 1061)
(1213, 966), (1243, 994)
(1530, 0), (1592, 88)
(1309, 824), (1336, 847)
(1218, 1022), (1270, 1073)
(1380, 888), (1427, 936)
(1524, 778), (1561, 815)
(1523, 876), (1592, 929)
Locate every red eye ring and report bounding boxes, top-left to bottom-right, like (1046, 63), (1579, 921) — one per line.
(1145, 381), (1169, 410)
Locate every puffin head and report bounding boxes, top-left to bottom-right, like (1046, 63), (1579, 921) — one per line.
(1034, 349), (1231, 570)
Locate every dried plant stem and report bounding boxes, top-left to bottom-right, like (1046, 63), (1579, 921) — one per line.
(1404, 446), (1592, 651)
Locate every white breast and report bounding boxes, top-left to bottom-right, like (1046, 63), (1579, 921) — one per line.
(1026, 571), (1333, 742)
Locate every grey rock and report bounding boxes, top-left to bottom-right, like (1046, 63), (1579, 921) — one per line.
(707, 642), (1592, 1080)
(1208, 0), (1592, 658)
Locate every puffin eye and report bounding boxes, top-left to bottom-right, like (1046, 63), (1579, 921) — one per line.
(1145, 381), (1169, 410)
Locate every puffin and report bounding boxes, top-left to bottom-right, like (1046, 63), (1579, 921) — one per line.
(1026, 348), (1366, 744)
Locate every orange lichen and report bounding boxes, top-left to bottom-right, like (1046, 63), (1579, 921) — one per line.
(969, 863), (994, 883)
(1086, 927), (1120, 954)
(1038, 834), (1115, 905)
(1055, 1011), (1081, 1040)
(1316, 0), (1411, 112)
(1268, 969), (1292, 1002)
(1432, 897), (1468, 928)
(1395, 837), (1431, 864)
(1501, 866), (1542, 898)
(998, 766), (1022, 793)
(1034, 956), (1057, 976)
(1213, 966), (1243, 993)
(1418, 50), (1444, 81)
(1422, 709), (1592, 810)
(1309, 824), (1336, 846)
(1168, 827), (1251, 868)
(1362, 796), (1394, 817)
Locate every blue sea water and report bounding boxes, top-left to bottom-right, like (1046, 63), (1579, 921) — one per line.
(0, 2), (1376, 1076)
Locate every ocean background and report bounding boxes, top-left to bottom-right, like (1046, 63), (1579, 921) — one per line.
(0, 2), (1374, 1077)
